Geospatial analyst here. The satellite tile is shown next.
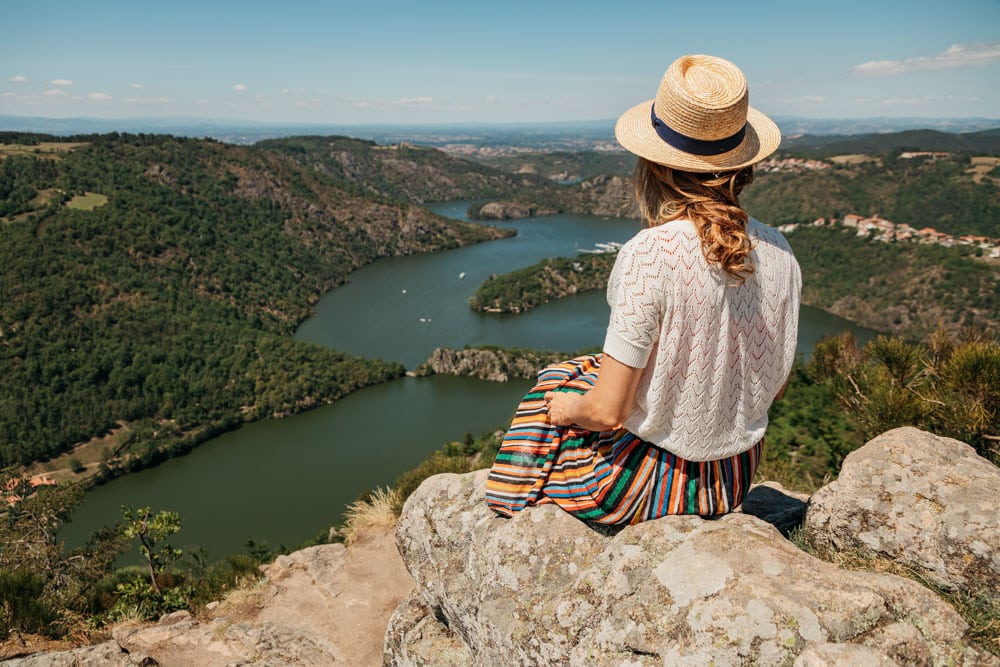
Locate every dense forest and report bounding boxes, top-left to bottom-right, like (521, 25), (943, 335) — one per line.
(3, 128), (997, 472)
(0, 133), (509, 470)
(470, 252), (617, 313)
(256, 135), (551, 204)
(787, 226), (1000, 336)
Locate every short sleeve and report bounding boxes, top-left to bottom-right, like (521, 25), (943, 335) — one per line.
(603, 233), (668, 368)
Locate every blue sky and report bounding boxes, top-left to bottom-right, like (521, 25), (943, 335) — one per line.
(2, 0), (999, 124)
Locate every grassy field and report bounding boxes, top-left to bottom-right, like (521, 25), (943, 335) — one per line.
(829, 153), (881, 165)
(968, 156), (1000, 184)
(0, 142), (88, 160)
(22, 424), (130, 484)
(66, 192), (109, 210)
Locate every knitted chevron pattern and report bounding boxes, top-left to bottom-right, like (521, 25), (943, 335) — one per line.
(603, 217), (801, 461)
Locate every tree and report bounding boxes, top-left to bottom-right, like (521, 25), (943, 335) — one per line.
(118, 506), (182, 600)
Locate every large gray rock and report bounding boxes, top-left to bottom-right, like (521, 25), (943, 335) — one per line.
(805, 426), (1000, 595)
(390, 469), (993, 666)
(113, 613), (345, 666)
(1, 641), (148, 666)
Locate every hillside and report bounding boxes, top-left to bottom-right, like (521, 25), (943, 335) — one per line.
(787, 226), (1000, 336)
(743, 151), (1000, 237)
(781, 127), (1000, 155)
(464, 128), (1000, 238)
(0, 133), (510, 470)
(256, 135), (553, 204)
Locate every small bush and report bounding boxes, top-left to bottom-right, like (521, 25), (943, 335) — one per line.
(0, 569), (59, 639)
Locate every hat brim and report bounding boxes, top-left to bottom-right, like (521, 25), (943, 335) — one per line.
(614, 100), (780, 173)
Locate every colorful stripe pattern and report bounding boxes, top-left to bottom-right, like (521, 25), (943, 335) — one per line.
(486, 354), (762, 525)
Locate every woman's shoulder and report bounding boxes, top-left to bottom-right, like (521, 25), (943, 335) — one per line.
(623, 219), (699, 252)
(748, 217), (794, 253)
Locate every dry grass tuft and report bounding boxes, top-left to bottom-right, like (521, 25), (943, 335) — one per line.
(103, 604), (149, 636)
(341, 487), (401, 546)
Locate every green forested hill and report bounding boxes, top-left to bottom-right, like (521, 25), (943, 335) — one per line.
(781, 128), (1000, 155)
(0, 133), (508, 469)
(788, 226), (1000, 336)
(257, 135), (553, 203)
(743, 152), (1000, 237)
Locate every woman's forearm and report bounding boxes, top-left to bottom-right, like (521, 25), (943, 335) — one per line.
(549, 390), (624, 431)
(545, 354), (645, 430)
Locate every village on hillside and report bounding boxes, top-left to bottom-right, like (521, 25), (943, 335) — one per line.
(778, 214), (1000, 259)
(3, 473), (57, 505)
(759, 153), (999, 257)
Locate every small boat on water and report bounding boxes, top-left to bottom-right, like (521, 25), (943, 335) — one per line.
(459, 272), (466, 279)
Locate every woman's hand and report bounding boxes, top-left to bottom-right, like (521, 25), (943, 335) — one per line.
(544, 391), (582, 427)
(543, 354), (645, 431)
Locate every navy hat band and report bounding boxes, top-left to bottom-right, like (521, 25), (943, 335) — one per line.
(651, 104), (747, 156)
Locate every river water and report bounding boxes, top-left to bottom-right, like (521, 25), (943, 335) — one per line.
(62, 204), (878, 560)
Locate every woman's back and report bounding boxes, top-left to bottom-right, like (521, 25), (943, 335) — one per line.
(605, 217), (801, 461)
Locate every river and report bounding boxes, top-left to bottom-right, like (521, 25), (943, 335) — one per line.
(62, 204), (879, 560)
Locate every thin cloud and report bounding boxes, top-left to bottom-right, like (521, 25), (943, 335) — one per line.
(49, 79), (74, 86)
(131, 82), (144, 89)
(860, 93), (982, 108)
(397, 96), (434, 106)
(10, 75), (28, 83)
(88, 92), (112, 101)
(126, 96), (174, 105)
(233, 83), (248, 92)
(853, 41), (1000, 75)
(43, 89), (68, 97)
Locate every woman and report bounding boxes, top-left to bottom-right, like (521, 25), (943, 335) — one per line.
(486, 54), (801, 525)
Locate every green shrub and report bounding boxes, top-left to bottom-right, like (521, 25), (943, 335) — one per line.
(0, 569), (58, 639)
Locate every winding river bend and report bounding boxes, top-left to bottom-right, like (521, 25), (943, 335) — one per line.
(63, 204), (878, 560)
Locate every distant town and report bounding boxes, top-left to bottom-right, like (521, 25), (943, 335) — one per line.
(778, 213), (1000, 259)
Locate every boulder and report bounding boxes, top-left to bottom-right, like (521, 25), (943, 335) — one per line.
(474, 201), (556, 220)
(0, 641), (147, 666)
(389, 468), (993, 666)
(805, 426), (1000, 595)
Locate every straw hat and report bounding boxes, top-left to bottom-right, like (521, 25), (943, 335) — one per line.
(615, 54), (780, 173)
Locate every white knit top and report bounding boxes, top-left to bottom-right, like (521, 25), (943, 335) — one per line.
(603, 217), (801, 461)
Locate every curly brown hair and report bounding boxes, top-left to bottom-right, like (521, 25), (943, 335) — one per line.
(633, 158), (755, 283)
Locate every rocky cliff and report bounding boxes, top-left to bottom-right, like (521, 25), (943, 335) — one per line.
(388, 427), (999, 665)
(417, 347), (571, 382)
(4, 526), (413, 666)
(10, 428), (999, 666)
(469, 201), (558, 220)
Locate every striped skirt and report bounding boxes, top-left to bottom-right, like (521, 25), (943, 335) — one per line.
(485, 354), (762, 525)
